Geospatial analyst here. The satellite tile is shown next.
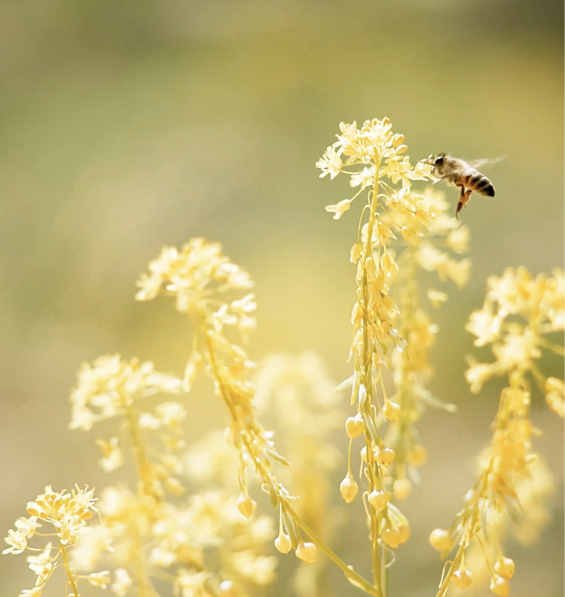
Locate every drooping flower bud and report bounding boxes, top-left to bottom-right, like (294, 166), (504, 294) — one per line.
(345, 414), (365, 438)
(429, 529), (453, 551)
(296, 541), (317, 563)
(236, 494), (257, 518)
(340, 476), (359, 504)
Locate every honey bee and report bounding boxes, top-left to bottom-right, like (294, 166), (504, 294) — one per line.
(429, 153), (497, 218)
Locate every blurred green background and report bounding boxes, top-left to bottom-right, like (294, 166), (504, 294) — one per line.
(0, 1), (563, 595)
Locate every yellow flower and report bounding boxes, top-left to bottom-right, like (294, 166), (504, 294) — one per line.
(466, 305), (502, 346)
(325, 199), (351, 220)
(315, 145), (342, 179)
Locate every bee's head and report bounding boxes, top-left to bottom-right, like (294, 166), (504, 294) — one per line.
(434, 153), (446, 166)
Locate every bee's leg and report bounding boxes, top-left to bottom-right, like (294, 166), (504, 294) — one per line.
(463, 188), (473, 208)
(455, 185), (466, 219)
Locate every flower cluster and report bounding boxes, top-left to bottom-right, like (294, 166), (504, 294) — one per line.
(136, 239), (285, 516)
(465, 267), (564, 408)
(136, 238), (255, 390)
(431, 267), (564, 597)
(3, 486), (104, 597)
(72, 488), (276, 597)
(137, 239), (377, 594)
(317, 118), (470, 592)
(70, 355), (184, 499)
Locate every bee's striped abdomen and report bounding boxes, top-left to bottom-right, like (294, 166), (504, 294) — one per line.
(465, 171), (495, 197)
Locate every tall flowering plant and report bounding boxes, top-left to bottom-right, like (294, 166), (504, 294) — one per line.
(3, 118), (562, 597)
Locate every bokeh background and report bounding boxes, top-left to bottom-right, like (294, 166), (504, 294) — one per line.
(0, 0), (563, 595)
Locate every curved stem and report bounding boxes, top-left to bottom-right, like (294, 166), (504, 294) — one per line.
(290, 506), (380, 596)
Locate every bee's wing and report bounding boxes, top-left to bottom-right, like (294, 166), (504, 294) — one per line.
(468, 156), (507, 169)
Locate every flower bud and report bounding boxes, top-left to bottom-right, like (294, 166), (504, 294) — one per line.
(368, 489), (391, 512)
(274, 532), (292, 554)
(350, 243), (363, 264)
(382, 525), (400, 548)
(26, 502), (43, 518)
(358, 384), (367, 405)
(375, 448), (396, 467)
(296, 541), (317, 563)
(398, 524), (411, 544)
(392, 134), (405, 147)
(237, 494), (257, 518)
(340, 476), (359, 504)
(452, 566), (473, 589)
(429, 529), (452, 551)
(383, 400), (401, 422)
(490, 575), (510, 596)
(345, 415), (365, 439)
(382, 253), (399, 280)
(494, 556), (515, 580)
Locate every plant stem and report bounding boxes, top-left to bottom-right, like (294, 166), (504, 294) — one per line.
(290, 506), (380, 596)
(360, 162), (385, 594)
(124, 400), (153, 497)
(60, 543), (79, 596)
(203, 322), (379, 597)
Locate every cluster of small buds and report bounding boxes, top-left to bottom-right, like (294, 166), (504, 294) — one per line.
(431, 525), (515, 597)
(3, 486), (105, 597)
(69, 354), (185, 499)
(432, 268), (564, 597)
(318, 119), (471, 590)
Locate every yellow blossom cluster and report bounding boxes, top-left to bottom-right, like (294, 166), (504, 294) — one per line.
(3, 486), (106, 597)
(136, 239), (284, 512)
(136, 239), (377, 594)
(431, 267), (564, 597)
(71, 487), (276, 597)
(64, 351), (278, 596)
(317, 118), (470, 593)
(465, 267), (564, 412)
(70, 354), (185, 498)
